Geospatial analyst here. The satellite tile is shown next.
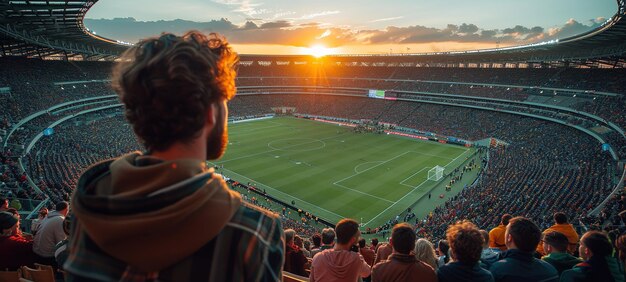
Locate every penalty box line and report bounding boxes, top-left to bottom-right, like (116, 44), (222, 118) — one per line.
(364, 148), (470, 226)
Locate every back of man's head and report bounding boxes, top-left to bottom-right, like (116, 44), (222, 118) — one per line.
(312, 233), (321, 248)
(501, 214), (512, 225)
(543, 231), (568, 253)
(335, 219), (359, 245)
(321, 228), (336, 245)
(446, 220), (483, 264)
(506, 217), (541, 252)
(56, 201), (69, 213)
(112, 31), (238, 154)
(479, 229), (490, 248)
(553, 212), (568, 224)
(358, 238), (366, 248)
(390, 223), (415, 255)
(371, 238), (379, 247)
(581, 231), (613, 260)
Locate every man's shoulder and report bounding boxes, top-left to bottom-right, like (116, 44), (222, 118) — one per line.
(225, 202), (282, 239)
(361, 247), (375, 255)
(491, 256), (558, 277)
(489, 225), (504, 232)
(372, 258), (390, 272)
(533, 257), (559, 272)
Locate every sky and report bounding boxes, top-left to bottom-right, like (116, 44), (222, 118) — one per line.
(85, 0), (618, 55)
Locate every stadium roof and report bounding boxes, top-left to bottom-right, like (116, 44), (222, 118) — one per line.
(0, 0), (625, 66)
(0, 0), (128, 60)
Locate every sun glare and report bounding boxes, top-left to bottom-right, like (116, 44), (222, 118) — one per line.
(304, 44), (333, 58)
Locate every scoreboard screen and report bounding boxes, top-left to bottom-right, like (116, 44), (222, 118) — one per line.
(368, 89), (385, 99)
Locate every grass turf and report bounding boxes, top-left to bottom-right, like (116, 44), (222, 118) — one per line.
(212, 116), (475, 228)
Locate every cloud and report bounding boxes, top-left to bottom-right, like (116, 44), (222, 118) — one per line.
(458, 23), (478, 34)
(370, 16), (404, 23)
(547, 18), (602, 39)
(291, 11), (340, 20)
(211, 0), (265, 16)
(259, 20), (292, 29)
(316, 29), (331, 39)
(84, 16), (605, 49)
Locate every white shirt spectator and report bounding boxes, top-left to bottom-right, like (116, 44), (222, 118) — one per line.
(33, 211), (66, 257)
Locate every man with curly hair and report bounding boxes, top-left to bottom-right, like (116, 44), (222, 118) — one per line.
(65, 31), (284, 281)
(437, 220), (494, 282)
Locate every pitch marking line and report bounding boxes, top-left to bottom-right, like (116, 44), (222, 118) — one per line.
(333, 151), (413, 185)
(229, 124), (284, 136)
(443, 149), (470, 169)
(332, 182), (395, 204)
(211, 164), (347, 219)
(354, 161), (384, 174)
(399, 167), (430, 187)
(363, 148), (471, 227)
(216, 132), (351, 164)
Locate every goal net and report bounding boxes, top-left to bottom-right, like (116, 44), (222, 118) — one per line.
(428, 166), (444, 181)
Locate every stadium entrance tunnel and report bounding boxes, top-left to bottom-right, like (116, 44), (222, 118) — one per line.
(268, 138), (326, 151)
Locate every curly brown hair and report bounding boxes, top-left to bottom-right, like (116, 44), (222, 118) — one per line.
(446, 220), (483, 264)
(112, 31), (238, 152)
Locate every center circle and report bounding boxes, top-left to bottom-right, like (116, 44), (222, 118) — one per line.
(268, 138), (326, 151)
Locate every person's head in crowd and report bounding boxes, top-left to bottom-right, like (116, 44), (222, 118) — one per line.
(505, 217), (541, 252)
(112, 31), (238, 160)
(479, 229), (490, 249)
(0, 211), (18, 237)
(579, 231), (613, 261)
(616, 234), (626, 264)
(56, 201), (70, 217)
(303, 239), (311, 252)
(335, 219), (360, 248)
(0, 197), (8, 211)
(38, 207), (48, 219)
(285, 229), (296, 245)
(390, 223), (415, 255)
(358, 238), (367, 249)
(294, 235), (304, 249)
(321, 227), (336, 246)
(542, 231), (569, 254)
(6, 208), (19, 219)
(501, 214), (512, 226)
(371, 238), (379, 249)
(414, 238), (438, 269)
(311, 233), (321, 248)
(437, 240), (450, 258)
(446, 220), (483, 265)
(553, 212), (568, 225)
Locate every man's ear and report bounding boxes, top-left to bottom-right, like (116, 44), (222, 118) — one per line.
(205, 102), (218, 127)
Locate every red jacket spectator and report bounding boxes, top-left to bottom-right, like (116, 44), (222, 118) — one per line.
(0, 212), (38, 270)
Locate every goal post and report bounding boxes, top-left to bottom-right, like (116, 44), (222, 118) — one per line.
(428, 166), (444, 181)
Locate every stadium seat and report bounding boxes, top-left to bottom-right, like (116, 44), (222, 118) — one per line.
(19, 266), (54, 282)
(0, 270), (21, 282)
(283, 271), (309, 282)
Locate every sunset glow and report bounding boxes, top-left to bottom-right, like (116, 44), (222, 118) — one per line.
(302, 45), (335, 58)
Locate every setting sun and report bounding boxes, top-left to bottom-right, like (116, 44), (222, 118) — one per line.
(303, 44), (334, 58)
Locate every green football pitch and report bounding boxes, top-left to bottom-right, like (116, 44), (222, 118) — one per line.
(211, 117), (475, 228)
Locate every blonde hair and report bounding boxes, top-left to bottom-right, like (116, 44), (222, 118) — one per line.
(414, 238), (438, 270)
